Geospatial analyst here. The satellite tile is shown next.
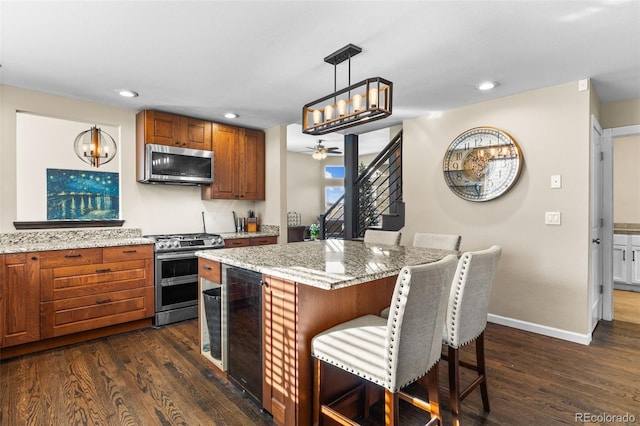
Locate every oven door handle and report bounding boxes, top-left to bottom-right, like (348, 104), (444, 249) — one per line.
(156, 251), (197, 261)
(160, 275), (199, 287)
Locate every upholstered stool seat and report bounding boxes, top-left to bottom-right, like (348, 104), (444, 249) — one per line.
(363, 229), (402, 245)
(312, 255), (457, 426)
(442, 245), (501, 426)
(413, 232), (462, 251)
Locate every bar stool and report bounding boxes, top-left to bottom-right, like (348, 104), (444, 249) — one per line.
(311, 254), (458, 425)
(413, 232), (462, 251)
(443, 245), (501, 426)
(363, 229), (402, 245)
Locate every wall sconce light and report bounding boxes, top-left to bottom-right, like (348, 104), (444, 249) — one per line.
(302, 44), (393, 136)
(73, 126), (117, 168)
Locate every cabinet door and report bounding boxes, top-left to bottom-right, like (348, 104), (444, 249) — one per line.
(631, 246), (640, 285)
(203, 124), (238, 199)
(613, 244), (628, 284)
(251, 236), (277, 246)
(262, 276), (297, 426)
(144, 111), (182, 147)
(239, 129), (265, 200)
(1, 253), (40, 347)
(184, 118), (212, 150)
(224, 238), (251, 248)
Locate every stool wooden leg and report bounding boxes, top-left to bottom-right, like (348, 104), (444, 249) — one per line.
(313, 358), (321, 426)
(448, 345), (461, 426)
(384, 389), (399, 426)
(426, 364), (441, 423)
(476, 332), (490, 412)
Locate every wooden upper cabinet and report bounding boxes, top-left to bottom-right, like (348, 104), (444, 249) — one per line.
(241, 129), (266, 201)
(1, 253), (41, 347)
(202, 124), (265, 201)
(137, 110), (212, 151)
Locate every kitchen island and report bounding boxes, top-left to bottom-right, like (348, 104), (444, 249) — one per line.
(196, 240), (455, 426)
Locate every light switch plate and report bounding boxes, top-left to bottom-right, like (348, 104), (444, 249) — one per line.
(545, 212), (561, 225)
(551, 175), (562, 189)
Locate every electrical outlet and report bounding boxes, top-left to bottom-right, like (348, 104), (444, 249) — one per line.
(545, 212), (561, 225)
(551, 175), (562, 189)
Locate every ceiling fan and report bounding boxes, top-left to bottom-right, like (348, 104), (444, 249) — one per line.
(307, 140), (342, 160)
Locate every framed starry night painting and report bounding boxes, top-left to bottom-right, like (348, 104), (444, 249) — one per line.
(46, 168), (120, 220)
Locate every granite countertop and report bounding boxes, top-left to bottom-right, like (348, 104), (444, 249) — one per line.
(219, 224), (279, 240)
(196, 239), (455, 290)
(0, 228), (153, 254)
(614, 223), (640, 235)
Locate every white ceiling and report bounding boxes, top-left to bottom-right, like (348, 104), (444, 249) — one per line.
(2, 1), (639, 156)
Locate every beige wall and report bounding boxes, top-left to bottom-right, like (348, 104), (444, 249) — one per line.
(287, 152), (323, 226)
(0, 85), (267, 235)
(600, 98), (640, 129)
(613, 135), (640, 223)
(404, 81), (592, 334)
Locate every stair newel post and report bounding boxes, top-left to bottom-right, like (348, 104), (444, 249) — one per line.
(343, 134), (359, 240)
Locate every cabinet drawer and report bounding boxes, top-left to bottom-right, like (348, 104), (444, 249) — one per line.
(103, 245), (153, 262)
(225, 238), (250, 248)
(39, 248), (103, 268)
(41, 259), (153, 301)
(199, 258), (221, 283)
(40, 286), (154, 338)
(250, 236), (277, 246)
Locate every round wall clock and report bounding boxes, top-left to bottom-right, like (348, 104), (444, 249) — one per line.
(442, 126), (523, 202)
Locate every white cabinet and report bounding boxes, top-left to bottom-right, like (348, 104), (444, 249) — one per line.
(613, 234), (640, 287)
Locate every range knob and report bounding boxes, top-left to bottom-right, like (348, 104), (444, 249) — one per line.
(157, 242), (166, 250)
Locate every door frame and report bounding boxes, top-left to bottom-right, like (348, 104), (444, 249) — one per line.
(589, 115), (604, 332)
(601, 124), (640, 321)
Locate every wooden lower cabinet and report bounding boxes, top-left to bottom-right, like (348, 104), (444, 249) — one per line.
(224, 236), (277, 248)
(262, 274), (397, 425)
(0, 253), (41, 347)
(40, 245), (154, 339)
(0, 245), (154, 357)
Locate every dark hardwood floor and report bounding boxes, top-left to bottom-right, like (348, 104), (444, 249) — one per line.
(1, 319), (639, 425)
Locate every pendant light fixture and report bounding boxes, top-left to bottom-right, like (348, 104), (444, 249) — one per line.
(302, 44), (393, 135)
(73, 126), (117, 168)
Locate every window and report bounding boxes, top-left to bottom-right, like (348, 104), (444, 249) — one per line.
(324, 165), (344, 209)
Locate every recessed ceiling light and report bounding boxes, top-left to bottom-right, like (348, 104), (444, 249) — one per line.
(224, 112), (239, 119)
(476, 81), (498, 91)
(117, 90), (139, 98)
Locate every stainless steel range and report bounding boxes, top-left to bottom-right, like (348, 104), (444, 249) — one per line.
(145, 233), (225, 326)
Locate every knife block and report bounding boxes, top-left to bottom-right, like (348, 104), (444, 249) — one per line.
(246, 217), (258, 233)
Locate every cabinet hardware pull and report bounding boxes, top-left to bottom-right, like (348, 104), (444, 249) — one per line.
(95, 298), (112, 304)
(623, 250), (626, 261)
(96, 268), (111, 273)
(64, 254), (82, 258)
(634, 251), (636, 262)
(122, 249), (137, 253)
(31, 256), (38, 261)
(202, 265), (212, 270)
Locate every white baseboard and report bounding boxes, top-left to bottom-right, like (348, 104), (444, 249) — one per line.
(488, 314), (592, 345)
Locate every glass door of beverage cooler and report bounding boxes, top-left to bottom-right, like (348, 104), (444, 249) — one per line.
(225, 265), (263, 405)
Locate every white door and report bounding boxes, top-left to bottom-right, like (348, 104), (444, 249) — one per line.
(589, 115), (604, 332)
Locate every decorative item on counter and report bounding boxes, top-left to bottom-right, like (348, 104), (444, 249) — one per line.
(309, 223), (320, 240)
(236, 217), (245, 232)
(247, 210), (258, 233)
(287, 211), (301, 227)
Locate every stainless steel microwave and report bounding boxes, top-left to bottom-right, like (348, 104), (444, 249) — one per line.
(138, 144), (214, 185)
